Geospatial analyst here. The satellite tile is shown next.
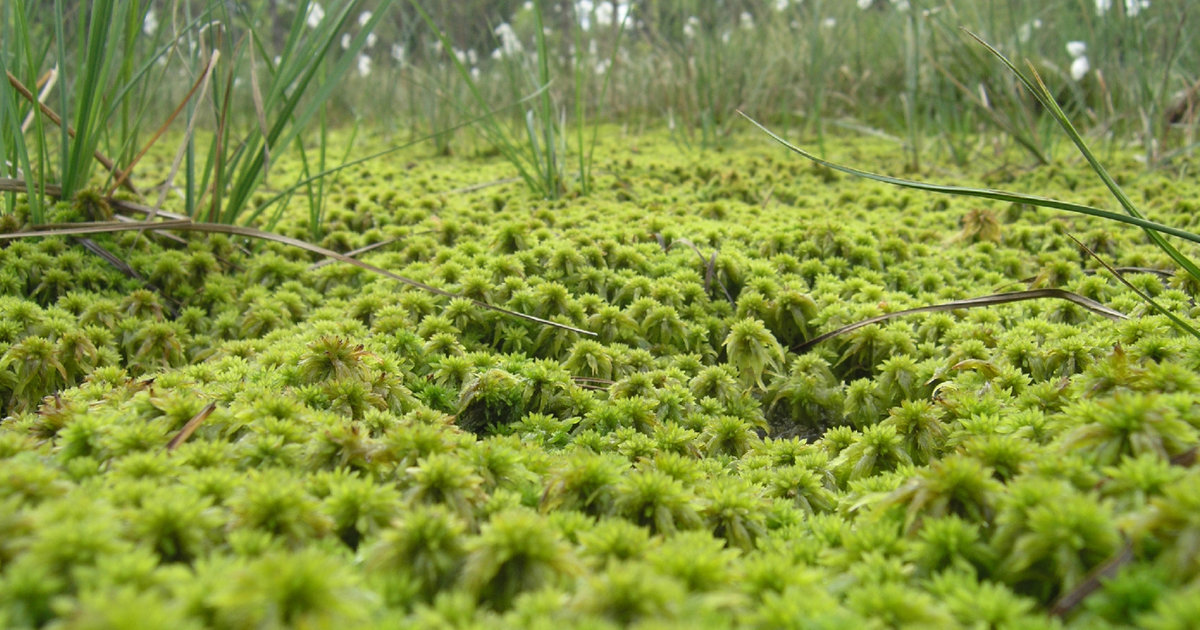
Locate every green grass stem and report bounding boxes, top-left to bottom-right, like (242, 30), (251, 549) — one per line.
(743, 32), (1200, 341)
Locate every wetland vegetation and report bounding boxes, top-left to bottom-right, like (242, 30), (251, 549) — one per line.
(1, 0), (1199, 627)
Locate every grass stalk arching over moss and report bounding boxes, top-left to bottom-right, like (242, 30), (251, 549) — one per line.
(740, 28), (1200, 342)
(790, 288), (1127, 354)
(739, 112), (1200, 249)
(0, 185), (593, 337)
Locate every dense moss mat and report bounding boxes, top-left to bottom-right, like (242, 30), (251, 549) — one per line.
(2, 131), (1200, 628)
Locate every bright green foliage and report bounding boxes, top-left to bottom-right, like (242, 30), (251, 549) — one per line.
(700, 477), (769, 550)
(843, 378), (886, 429)
(689, 364), (742, 406)
(772, 289), (819, 346)
(846, 581), (957, 627)
(0, 556), (65, 628)
(882, 399), (947, 466)
(2, 119), (1200, 628)
(1057, 392), (1197, 465)
(911, 516), (994, 576)
(564, 339), (615, 381)
(926, 572), (1050, 629)
(58, 588), (200, 630)
(1, 336), (68, 411)
(648, 530), (738, 593)
(754, 462), (836, 516)
(613, 468), (703, 535)
(455, 369), (530, 436)
(765, 353), (843, 435)
(460, 508), (579, 610)
(295, 336), (375, 385)
(578, 518), (653, 567)
(126, 322), (187, 372)
(569, 560), (686, 625)
(541, 450), (627, 516)
(228, 471), (332, 547)
(1137, 581), (1200, 630)
(404, 453), (486, 524)
(1078, 563), (1169, 627)
(700, 415), (762, 458)
(835, 423), (913, 483)
(320, 472), (401, 549)
(723, 318), (785, 389)
(997, 489), (1121, 601)
(1128, 470), (1200, 580)
(208, 548), (377, 629)
(869, 454), (1002, 534)
(365, 505), (467, 601)
(1099, 453), (1184, 512)
(126, 487), (220, 564)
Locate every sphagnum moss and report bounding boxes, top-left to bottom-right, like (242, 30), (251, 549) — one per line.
(2, 126), (1200, 627)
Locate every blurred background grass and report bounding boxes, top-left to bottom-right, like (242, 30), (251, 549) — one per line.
(3, 0), (1197, 218)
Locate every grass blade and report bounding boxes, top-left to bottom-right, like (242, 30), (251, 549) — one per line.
(224, 0), (394, 225)
(410, 0), (549, 198)
(20, 67), (57, 133)
(0, 190), (594, 337)
(792, 289), (1126, 354)
(153, 50), (221, 220)
(1066, 233), (1200, 339)
(7, 71), (139, 195)
(962, 30), (1200, 284)
(308, 235), (421, 271)
(60, 0), (122, 199)
(248, 87), (554, 220)
(580, 5), (629, 195)
(738, 112), (1200, 248)
(0, 1), (41, 220)
(105, 49), (220, 197)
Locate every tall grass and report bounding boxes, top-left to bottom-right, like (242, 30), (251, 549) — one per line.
(206, 0), (392, 225)
(4, 0), (1196, 228)
(410, 0), (627, 199)
(742, 30), (1200, 339)
(55, 0), (117, 201)
(574, 11), (628, 195)
(2, 0), (391, 231)
(0, 1), (41, 220)
(358, 0), (1195, 167)
(412, 0), (559, 197)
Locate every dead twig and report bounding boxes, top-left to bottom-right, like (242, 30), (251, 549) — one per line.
(308, 232), (434, 271)
(1049, 538), (1135, 618)
(166, 401), (217, 451)
(72, 237), (181, 318)
(0, 205), (595, 336)
(792, 289), (1126, 354)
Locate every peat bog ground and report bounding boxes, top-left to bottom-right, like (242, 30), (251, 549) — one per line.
(4, 0), (1200, 627)
(2, 130), (1200, 627)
